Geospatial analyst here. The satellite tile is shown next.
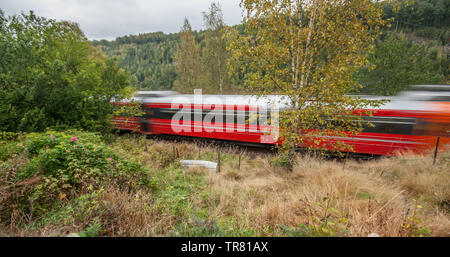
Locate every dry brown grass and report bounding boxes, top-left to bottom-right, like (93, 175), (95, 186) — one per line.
(198, 148), (450, 237)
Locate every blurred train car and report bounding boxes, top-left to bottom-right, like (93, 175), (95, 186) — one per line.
(112, 85), (450, 156)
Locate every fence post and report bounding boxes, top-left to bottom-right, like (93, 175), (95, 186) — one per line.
(238, 152), (242, 171)
(343, 137), (355, 170)
(217, 150), (221, 173)
(433, 136), (440, 165)
(143, 135), (148, 152)
(343, 150), (350, 170)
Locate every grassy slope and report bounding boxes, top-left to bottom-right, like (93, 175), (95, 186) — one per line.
(1, 132), (449, 236)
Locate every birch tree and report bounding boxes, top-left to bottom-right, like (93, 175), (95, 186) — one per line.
(203, 2), (229, 93)
(173, 18), (202, 93)
(229, 0), (389, 170)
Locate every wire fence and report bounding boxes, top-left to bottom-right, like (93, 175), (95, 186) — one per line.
(165, 135), (447, 173)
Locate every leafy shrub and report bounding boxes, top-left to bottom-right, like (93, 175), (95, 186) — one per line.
(269, 153), (292, 168)
(0, 141), (24, 162)
(26, 130), (103, 155)
(0, 132), (19, 141)
(401, 199), (432, 237)
(80, 218), (104, 237)
(0, 131), (149, 223)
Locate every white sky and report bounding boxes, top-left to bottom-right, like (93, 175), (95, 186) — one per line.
(0, 0), (243, 40)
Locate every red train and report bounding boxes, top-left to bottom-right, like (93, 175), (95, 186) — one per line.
(112, 85), (450, 156)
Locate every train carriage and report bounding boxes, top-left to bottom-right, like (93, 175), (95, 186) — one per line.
(112, 85), (450, 156)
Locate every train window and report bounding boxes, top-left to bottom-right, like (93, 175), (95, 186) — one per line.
(152, 108), (175, 120)
(362, 116), (417, 135)
(413, 119), (450, 137)
(147, 108), (189, 121)
(201, 109), (264, 126)
(260, 111), (272, 126)
(430, 96), (450, 102)
(236, 110), (250, 125)
(201, 109), (223, 123)
(145, 107), (274, 131)
(113, 103), (144, 117)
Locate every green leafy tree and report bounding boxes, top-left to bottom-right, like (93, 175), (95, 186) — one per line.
(356, 33), (447, 95)
(383, 0), (449, 29)
(0, 10), (132, 133)
(173, 18), (203, 93)
(229, 0), (388, 171)
(202, 2), (230, 93)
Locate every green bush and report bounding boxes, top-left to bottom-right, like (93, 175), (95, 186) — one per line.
(25, 131), (147, 188)
(0, 132), (19, 141)
(269, 153), (292, 168)
(0, 131), (149, 221)
(0, 10), (133, 134)
(0, 142), (23, 162)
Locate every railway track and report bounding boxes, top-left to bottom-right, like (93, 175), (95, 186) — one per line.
(116, 130), (381, 162)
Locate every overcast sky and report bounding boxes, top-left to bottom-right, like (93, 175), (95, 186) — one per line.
(1, 0), (243, 40)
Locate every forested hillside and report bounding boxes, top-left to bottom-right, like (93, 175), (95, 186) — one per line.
(93, 32), (178, 90)
(93, 0), (449, 95)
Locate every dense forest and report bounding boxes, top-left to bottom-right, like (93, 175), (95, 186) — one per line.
(94, 32), (178, 91)
(93, 0), (449, 96)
